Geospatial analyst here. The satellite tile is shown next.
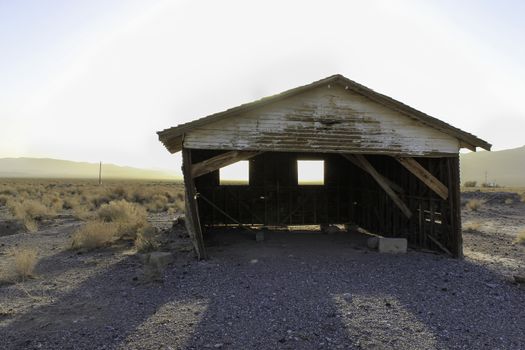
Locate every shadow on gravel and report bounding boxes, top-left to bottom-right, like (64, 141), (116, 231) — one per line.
(1, 252), (180, 350)
(169, 230), (525, 349)
(1, 229), (524, 350)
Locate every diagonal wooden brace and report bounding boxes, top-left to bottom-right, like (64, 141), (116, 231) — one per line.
(191, 150), (262, 178)
(395, 157), (449, 200)
(340, 154), (404, 194)
(348, 154), (412, 219)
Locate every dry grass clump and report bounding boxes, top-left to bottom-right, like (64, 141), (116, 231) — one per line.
(11, 247), (38, 280)
(463, 220), (482, 233)
(7, 199), (52, 232)
(146, 194), (169, 213)
(97, 200), (148, 237)
(466, 199), (484, 211)
(1, 180), (185, 237)
(98, 199), (146, 223)
(72, 200), (149, 251)
(135, 226), (158, 253)
(0, 194), (11, 206)
(71, 221), (120, 250)
(515, 229), (525, 245)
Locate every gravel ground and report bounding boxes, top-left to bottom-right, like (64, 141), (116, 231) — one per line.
(0, 196), (524, 350)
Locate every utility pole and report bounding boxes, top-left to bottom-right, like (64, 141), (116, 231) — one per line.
(484, 171), (488, 186)
(99, 161), (102, 185)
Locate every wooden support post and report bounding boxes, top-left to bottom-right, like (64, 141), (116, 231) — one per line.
(191, 150), (262, 178)
(395, 157), (449, 200)
(350, 154), (412, 219)
(182, 147), (207, 260)
(340, 154), (404, 194)
(448, 156), (463, 258)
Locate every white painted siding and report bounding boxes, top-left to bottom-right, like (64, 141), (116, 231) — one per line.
(184, 84), (459, 156)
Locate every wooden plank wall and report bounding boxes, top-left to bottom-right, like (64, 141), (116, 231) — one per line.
(184, 85), (460, 156)
(192, 149), (462, 257)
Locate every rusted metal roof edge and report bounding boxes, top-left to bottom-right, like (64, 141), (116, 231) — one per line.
(157, 74), (491, 153)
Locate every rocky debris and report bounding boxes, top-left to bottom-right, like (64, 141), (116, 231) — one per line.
(172, 214), (186, 227)
(322, 224), (341, 234)
(514, 275), (525, 284)
(148, 252), (174, 269)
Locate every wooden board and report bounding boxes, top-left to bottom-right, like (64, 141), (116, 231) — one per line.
(182, 147), (207, 259)
(396, 157), (449, 200)
(341, 154), (404, 194)
(353, 154), (412, 219)
(183, 84), (460, 156)
(191, 150), (261, 178)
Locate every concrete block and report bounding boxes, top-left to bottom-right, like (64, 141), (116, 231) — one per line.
(149, 252), (174, 268)
(378, 238), (407, 253)
(367, 237), (379, 249)
(255, 231), (265, 242)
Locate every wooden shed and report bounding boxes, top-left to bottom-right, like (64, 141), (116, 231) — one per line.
(158, 74), (490, 259)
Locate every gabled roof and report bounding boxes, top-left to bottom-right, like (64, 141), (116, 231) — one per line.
(157, 74), (491, 153)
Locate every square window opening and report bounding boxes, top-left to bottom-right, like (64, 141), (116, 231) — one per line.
(219, 160), (249, 185)
(297, 160), (324, 185)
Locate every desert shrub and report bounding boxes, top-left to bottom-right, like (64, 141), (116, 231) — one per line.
(8, 199), (49, 219)
(89, 194), (111, 209)
(129, 188), (152, 204)
(464, 181), (477, 188)
(516, 230), (525, 245)
(71, 221), (119, 250)
(146, 194), (169, 212)
(463, 220), (482, 233)
(0, 188), (17, 196)
(466, 199), (483, 211)
(42, 194), (63, 213)
(97, 200), (147, 238)
(135, 225), (158, 253)
(12, 247), (38, 280)
(62, 196), (80, 210)
(73, 205), (95, 221)
(8, 199), (51, 232)
(0, 194), (11, 206)
(98, 199), (146, 223)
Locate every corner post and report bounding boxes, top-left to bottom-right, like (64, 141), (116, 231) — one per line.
(181, 147), (207, 259)
(448, 156), (463, 258)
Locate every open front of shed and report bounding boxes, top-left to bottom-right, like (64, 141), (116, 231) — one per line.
(158, 74), (491, 259)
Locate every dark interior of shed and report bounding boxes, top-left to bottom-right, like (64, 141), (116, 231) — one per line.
(189, 149), (461, 257)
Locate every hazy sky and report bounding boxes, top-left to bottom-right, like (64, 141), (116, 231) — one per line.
(1, 0), (524, 171)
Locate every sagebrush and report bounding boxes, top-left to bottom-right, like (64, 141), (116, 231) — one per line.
(11, 247), (38, 280)
(0, 180), (185, 233)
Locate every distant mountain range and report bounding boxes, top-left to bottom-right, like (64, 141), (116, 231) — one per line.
(460, 145), (525, 187)
(0, 158), (181, 180)
(1, 147), (524, 186)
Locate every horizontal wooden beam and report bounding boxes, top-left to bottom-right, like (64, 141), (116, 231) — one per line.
(351, 154), (412, 219)
(191, 150), (262, 178)
(396, 157), (449, 200)
(340, 154), (404, 194)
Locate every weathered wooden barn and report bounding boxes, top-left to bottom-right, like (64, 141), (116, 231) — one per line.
(158, 74), (491, 259)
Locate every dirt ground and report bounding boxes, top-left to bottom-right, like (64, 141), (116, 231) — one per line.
(0, 193), (524, 349)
